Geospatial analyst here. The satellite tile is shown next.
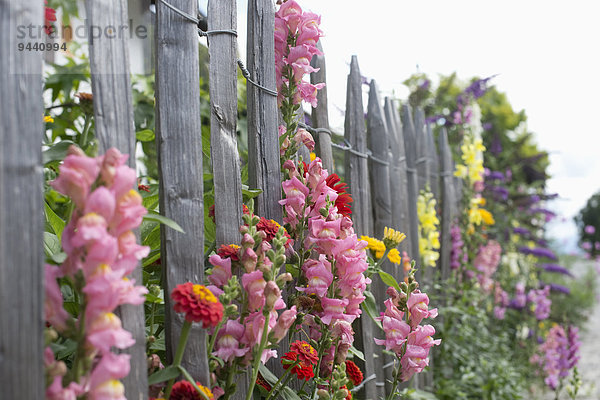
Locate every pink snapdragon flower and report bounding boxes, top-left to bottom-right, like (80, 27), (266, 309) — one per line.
(213, 320), (249, 363)
(45, 264), (70, 332)
(242, 270), (267, 311)
(208, 254), (233, 287)
(296, 256), (333, 298)
(407, 290), (438, 328)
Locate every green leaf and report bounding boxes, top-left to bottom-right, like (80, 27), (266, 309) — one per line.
(147, 365), (180, 385)
(258, 364), (303, 400)
(242, 184), (263, 200)
(378, 270), (402, 293)
(136, 129), (155, 142)
(43, 140), (75, 165)
(44, 232), (62, 257)
(348, 345), (365, 361)
(144, 211), (185, 233)
(361, 290), (382, 330)
(44, 202), (66, 241)
(142, 193), (160, 211)
(51, 252), (67, 264)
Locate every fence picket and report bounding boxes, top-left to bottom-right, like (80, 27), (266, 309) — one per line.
(0, 1), (44, 397)
(247, 0), (282, 222)
(427, 123), (440, 199)
(384, 98), (411, 255)
(343, 55), (377, 400)
(85, 1), (147, 396)
(208, 0), (243, 246)
(401, 105), (421, 269)
(155, 0), (209, 385)
(366, 80), (393, 398)
(439, 128), (455, 281)
(414, 107), (430, 192)
(310, 41), (334, 173)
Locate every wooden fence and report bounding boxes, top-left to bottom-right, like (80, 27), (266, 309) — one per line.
(0, 0), (461, 398)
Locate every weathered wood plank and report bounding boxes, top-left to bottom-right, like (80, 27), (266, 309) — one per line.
(439, 127), (455, 282)
(344, 56), (376, 400)
(427, 123), (440, 199)
(384, 98), (411, 255)
(414, 107), (430, 192)
(247, 0), (282, 222)
(401, 104), (421, 269)
(0, 1), (44, 397)
(155, 0), (209, 385)
(208, 0), (243, 246)
(85, 1), (147, 397)
(366, 80), (392, 398)
(310, 41), (334, 173)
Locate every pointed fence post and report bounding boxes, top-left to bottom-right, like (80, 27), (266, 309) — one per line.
(366, 80), (392, 398)
(344, 56), (377, 400)
(155, 0), (209, 385)
(439, 128), (456, 281)
(414, 107), (430, 192)
(384, 98), (411, 255)
(310, 41), (334, 173)
(85, 0), (147, 397)
(208, 0), (243, 246)
(401, 105), (421, 269)
(247, 0), (282, 222)
(0, 1), (44, 397)
(427, 123), (440, 199)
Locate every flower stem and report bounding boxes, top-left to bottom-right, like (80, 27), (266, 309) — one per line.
(245, 312), (271, 400)
(207, 317), (226, 356)
(80, 114), (92, 149)
(265, 361), (297, 400)
(165, 320), (193, 398)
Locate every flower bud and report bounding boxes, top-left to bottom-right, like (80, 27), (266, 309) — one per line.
(317, 389), (330, 399)
(276, 272), (293, 287)
(264, 281), (282, 310)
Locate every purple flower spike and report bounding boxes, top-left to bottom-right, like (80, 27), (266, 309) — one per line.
(549, 283), (571, 294)
(539, 264), (573, 277)
(518, 246), (558, 260)
(513, 227), (530, 236)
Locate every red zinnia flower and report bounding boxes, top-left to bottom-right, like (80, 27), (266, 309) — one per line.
(340, 385), (352, 400)
(138, 184), (151, 192)
(169, 380), (214, 400)
(282, 351), (315, 381)
(256, 372), (272, 392)
(256, 217), (293, 246)
(217, 244), (240, 261)
(325, 173), (353, 217)
(290, 340), (319, 366)
(345, 360), (363, 386)
(171, 283), (224, 327)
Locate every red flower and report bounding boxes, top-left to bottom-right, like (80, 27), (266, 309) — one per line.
(217, 244), (240, 261)
(340, 385), (352, 400)
(169, 380), (214, 400)
(326, 174), (353, 217)
(256, 372), (272, 392)
(282, 351), (315, 380)
(138, 184), (151, 192)
(290, 340), (319, 366)
(345, 360), (363, 386)
(256, 217), (293, 247)
(44, 0), (56, 35)
(210, 204), (251, 223)
(171, 283), (224, 327)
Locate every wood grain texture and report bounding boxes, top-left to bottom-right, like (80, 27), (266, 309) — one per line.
(413, 107), (430, 192)
(384, 98), (411, 255)
(366, 80), (391, 398)
(155, 0), (209, 385)
(439, 128), (455, 282)
(0, 1), (44, 397)
(310, 41), (334, 173)
(247, 0), (282, 222)
(426, 123), (440, 199)
(344, 56), (377, 400)
(85, 1), (147, 397)
(401, 104), (421, 270)
(208, 0), (243, 246)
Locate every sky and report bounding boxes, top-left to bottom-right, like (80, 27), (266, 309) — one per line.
(220, 0), (600, 252)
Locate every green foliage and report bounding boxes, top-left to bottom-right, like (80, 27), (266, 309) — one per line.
(434, 288), (526, 400)
(575, 191), (600, 256)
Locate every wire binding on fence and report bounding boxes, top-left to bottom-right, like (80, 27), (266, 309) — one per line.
(350, 374), (377, 393)
(158, 0), (238, 37)
(415, 156), (428, 165)
(236, 60), (278, 97)
(298, 122), (390, 166)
